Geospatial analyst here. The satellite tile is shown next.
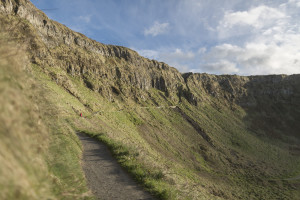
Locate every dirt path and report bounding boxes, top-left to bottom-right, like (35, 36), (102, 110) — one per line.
(285, 175), (300, 181)
(77, 133), (156, 200)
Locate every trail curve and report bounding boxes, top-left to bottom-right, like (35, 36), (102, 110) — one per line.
(77, 133), (156, 200)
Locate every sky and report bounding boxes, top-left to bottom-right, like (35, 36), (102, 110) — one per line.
(30, 0), (300, 75)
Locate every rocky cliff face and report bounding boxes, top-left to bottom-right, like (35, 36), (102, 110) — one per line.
(1, 0), (299, 136)
(0, 0), (186, 103)
(183, 73), (300, 108)
(183, 73), (300, 137)
(2, 1), (300, 199)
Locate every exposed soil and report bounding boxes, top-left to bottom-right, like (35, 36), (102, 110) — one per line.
(77, 133), (156, 200)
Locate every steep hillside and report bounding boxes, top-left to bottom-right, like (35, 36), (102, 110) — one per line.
(0, 16), (91, 199)
(1, 0), (300, 199)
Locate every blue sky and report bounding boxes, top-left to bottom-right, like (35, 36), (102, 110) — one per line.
(31, 0), (300, 75)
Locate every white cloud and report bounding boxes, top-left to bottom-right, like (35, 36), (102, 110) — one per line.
(196, 4), (300, 75)
(197, 47), (207, 54)
(78, 15), (92, 23)
(144, 21), (170, 36)
(218, 6), (287, 39)
(288, 0), (300, 7)
(200, 60), (239, 74)
(159, 48), (196, 72)
(221, 6), (285, 29)
(160, 48), (195, 61)
(70, 15), (92, 32)
(204, 44), (243, 60)
(33, 0), (300, 75)
(134, 47), (198, 72)
(200, 38), (300, 75)
(136, 2), (300, 76)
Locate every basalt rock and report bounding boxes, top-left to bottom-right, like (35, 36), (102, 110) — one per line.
(1, 0), (300, 116)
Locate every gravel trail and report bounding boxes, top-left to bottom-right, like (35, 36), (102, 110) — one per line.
(77, 133), (156, 200)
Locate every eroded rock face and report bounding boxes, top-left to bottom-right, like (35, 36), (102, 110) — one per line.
(0, 0), (189, 103)
(1, 0), (299, 110)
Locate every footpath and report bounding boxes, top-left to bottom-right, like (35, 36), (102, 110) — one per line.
(77, 133), (156, 200)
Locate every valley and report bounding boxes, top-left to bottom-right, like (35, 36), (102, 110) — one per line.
(0, 0), (299, 199)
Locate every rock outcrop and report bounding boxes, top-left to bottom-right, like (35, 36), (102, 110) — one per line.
(1, 0), (300, 137)
(1, 1), (300, 199)
(0, 0), (186, 103)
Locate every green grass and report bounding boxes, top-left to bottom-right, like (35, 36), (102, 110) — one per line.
(73, 128), (176, 200)
(0, 28), (53, 199)
(0, 21), (92, 199)
(6, 43), (300, 199)
(30, 65), (95, 199)
(31, 62), (180, 199)
(1, 11), (300, 200)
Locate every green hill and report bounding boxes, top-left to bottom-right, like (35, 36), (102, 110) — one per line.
(0, 0), (299, 199)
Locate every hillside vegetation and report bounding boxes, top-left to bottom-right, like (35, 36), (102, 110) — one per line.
(0, 0), (300, 199)
(0, 16), (91, 200)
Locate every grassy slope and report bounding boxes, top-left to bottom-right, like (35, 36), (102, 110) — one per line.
(0, 32), (51, 200)
(1, 13), (300, 200)
(0, 22), (92, 199)
(33, 61), (300, 199)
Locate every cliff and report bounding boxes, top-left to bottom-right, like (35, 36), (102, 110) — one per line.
(0, 0), (186, 104)
(1, 0), (300, 199)
(1, 0), (299, 115)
